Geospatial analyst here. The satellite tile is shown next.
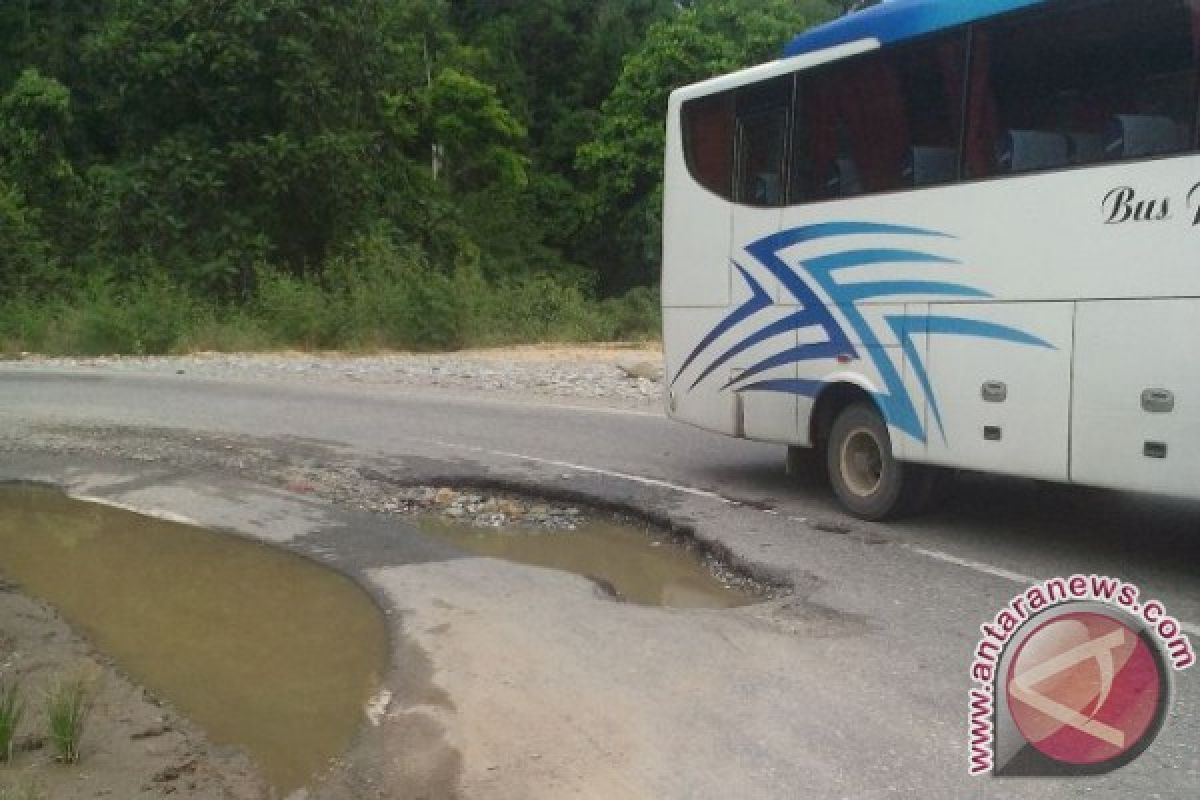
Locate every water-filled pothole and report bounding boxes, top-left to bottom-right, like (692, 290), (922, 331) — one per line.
(417, 513), (762, 609)
(0, 485), (387, 793)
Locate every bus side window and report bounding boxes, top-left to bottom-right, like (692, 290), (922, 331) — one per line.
(733, 77), (792, 208)
(682, 92), (736, 199)
(790, 32), (965, 203)
(966, 0), (1200, 179)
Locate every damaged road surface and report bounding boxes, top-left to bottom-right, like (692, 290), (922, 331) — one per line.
(0, 364), (1196, 799)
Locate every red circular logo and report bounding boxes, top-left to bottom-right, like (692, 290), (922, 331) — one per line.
(1006, 611), (1165, 767)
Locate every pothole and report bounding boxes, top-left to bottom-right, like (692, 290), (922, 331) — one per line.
(362, 485), (770, 609)
(422, 513), (764, 609)
(0, 484), (387, 795)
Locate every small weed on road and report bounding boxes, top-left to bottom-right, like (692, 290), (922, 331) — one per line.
(45, 670), (94, 764)
(0, 680), (22, 761)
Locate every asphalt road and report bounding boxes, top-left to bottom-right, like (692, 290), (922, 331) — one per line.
(0, 368), (1196, 799)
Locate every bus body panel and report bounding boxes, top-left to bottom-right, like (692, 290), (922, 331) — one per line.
(662, 95), (731, 309)
(1072, 299), (1200, 496)
(664, 305), (738, 435)
(667, 150), (1200, 448)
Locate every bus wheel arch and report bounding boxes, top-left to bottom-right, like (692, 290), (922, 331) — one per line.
(809, 382), (937, 520)
(810, 381), (878, 456)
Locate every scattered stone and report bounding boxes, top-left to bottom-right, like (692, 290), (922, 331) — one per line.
(12, 733), (45, 752)
(589, 576), (625, 602)
(153, 759), (197, 783)
(811, 520), (853, 535)
(617, 361), (663, 382)
(2, 350), (665, 408)
(131, 722), (173, 740)
(496, 499), (523, 516)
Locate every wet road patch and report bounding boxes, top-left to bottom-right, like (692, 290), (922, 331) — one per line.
(417, 513), (761, 609)
(0, 485), (387, 794)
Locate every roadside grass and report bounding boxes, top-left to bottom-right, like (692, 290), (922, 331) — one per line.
(0, 254), (660, 357)
(0, 681), (22, 762)
(44, 671), (94, 764)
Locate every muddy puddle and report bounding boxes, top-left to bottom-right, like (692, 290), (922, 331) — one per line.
(0, 485), (387, 793)
(418, 514), (760, 609)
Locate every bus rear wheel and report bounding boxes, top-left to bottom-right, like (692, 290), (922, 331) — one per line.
(826, 403), (933, 520)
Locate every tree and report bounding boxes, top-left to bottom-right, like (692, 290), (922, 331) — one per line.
(428, 67), (527, 191)
(0, 0), (831, 328)
(0, 177), (55, 292)
(579, 0), (835, 290)
(444, 0), (677, 287)
(0, 68), (75, 208)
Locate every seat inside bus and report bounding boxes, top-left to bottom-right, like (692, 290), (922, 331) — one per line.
(995, 130), (1071, 173)
(902, 146), (958, 187)
(824, 157), (864, 198)
(1103, 113), (1189, 159)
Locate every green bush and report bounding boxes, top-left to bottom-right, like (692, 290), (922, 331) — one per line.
(0, 229), (661, 355)
(321, 232), (466, 350)
(254, 268), (344, 350)
(67, 271), (202, 355)
(597, 285), (661, 341)
(173, 309), (272, 354)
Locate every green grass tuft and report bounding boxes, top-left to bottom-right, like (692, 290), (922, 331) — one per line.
(0, 680), (23, 762)
(44, 671), (94, 764)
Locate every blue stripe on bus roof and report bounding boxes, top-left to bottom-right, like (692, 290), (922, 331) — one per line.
(782, 0), (1047, 58)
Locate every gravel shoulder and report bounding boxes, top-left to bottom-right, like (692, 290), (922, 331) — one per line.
(0, 345), (666, 411)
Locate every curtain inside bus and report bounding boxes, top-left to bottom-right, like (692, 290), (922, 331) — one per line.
(800, 35), (965, 198)
(683, 93), (735, 197)
(962, 33), (998, 178)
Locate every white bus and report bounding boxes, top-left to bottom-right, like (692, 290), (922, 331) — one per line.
(662, 0), (1200, 519)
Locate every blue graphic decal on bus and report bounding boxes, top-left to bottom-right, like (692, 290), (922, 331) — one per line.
(674, 222), (1053, 444)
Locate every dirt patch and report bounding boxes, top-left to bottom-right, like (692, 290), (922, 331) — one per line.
(0, 586), (267, 799)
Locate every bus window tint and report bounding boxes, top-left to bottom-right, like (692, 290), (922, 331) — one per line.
(967, 0), (1200, 178)
(734, 78), (792, 207)
(682, 92), (735, 198)
(791, 33), (965, 202)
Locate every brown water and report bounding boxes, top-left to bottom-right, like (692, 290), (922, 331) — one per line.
(0, 486), (388, 793)
(418, 515), (759, 609)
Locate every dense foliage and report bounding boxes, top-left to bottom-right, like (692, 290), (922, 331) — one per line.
(0, 0), (833, 353)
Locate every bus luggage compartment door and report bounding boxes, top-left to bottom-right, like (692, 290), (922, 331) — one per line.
(920, 302), (1074, 481)
(1071, 299), (1200, 496)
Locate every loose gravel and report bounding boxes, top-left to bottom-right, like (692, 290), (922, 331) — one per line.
(0, 346), (666, 409)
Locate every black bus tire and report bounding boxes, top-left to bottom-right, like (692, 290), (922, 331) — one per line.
(825, 402), (927, 520)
